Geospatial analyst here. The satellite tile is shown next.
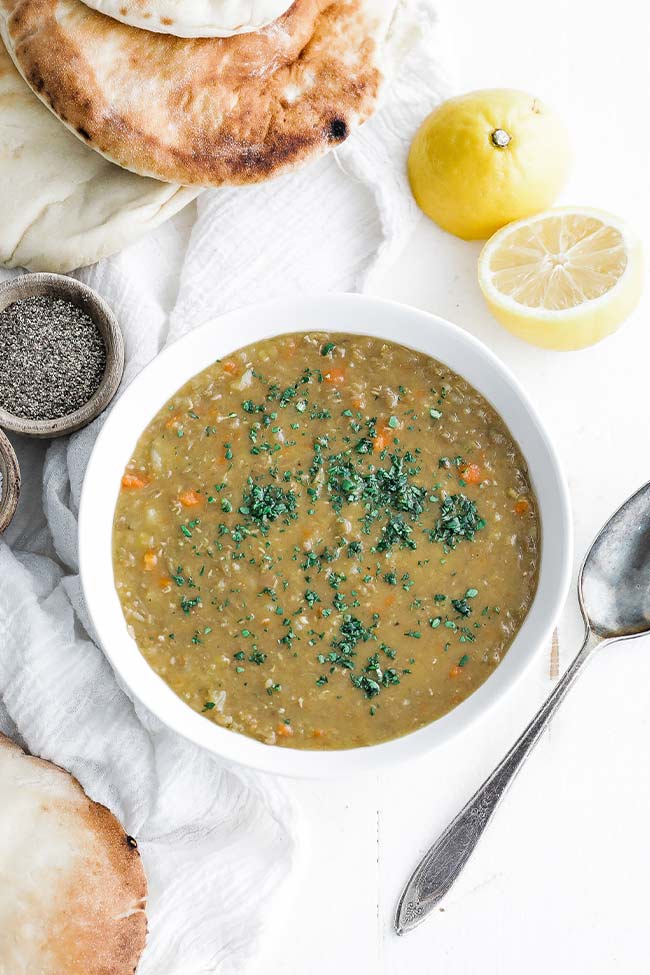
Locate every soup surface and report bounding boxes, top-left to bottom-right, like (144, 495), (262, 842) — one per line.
(113, 333), (539, 749)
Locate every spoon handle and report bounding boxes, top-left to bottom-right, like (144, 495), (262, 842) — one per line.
(395, 628), (600, 935)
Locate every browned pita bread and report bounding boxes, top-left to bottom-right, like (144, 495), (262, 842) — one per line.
(0, 38), (199, 272)
(0, 0), (392, 186)
(0, 733), (147, 975)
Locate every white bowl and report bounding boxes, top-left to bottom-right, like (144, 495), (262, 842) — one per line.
(79, 294), (572, 778)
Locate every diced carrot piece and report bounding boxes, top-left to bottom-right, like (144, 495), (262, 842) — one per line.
(460, 464), (482, 484)
(121, 472), (149, 490)
(324, 367), (345, 385)
(143, 550), (158, 571)
(449, 665), (462, 678)
(351, 397), (364, 410)
(159, 576), (172, 589)
(311, 728), (325, 739)
(515, 498), (530, 515)
(373, 427), (393, 453)
(165, 415), (179, 430)
(222, 360), (238, 375)
(276, 723), (294, 737)
(179, 490), (202, 507)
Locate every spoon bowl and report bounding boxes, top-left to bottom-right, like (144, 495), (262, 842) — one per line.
(579, 481), (650, 640)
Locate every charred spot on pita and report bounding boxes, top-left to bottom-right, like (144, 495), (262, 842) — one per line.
(328, 118), (348, 141)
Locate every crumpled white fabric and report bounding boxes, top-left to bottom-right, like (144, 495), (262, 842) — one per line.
(0, 5), (451, 972)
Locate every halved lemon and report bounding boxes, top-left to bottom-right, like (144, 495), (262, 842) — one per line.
(478, 207), (643, 350)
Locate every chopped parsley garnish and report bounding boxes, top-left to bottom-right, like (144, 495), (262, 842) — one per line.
(354, 437), (374, 454)
(451, 597), (472, 618)
(329, 615), (375, 670)
(428, 494), (485, 548)
(350, 653), (404, 699)
(377, 516), (415, 552)
(364, 453), (426, 520)
(180, 595), (201, 614)
(350, 673), (381, 698)
(241, 479), (297, 529)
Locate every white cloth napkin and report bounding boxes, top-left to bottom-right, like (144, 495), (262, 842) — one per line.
(0, 6), (452, 972)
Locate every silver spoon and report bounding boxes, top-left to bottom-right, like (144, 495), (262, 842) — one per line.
(395, 479), (650, 935)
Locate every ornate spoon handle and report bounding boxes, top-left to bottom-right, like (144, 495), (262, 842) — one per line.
(395, 629), (600, 935)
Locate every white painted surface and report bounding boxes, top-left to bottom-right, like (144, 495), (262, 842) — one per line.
(261, 1), (650, 971)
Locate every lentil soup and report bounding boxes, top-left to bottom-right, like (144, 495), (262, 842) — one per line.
(113, 333), (540, 749)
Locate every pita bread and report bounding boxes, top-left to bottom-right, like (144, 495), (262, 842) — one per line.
(80, 0), (293, 37)
(0, 0), (394, 187)
(0, 39), (199, 273)
(0, 733), (147, 975)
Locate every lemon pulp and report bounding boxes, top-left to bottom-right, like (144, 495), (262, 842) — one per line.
(478, 207), (643, 350)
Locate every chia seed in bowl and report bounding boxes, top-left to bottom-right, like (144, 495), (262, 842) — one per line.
(0, 274), (124, 439)
(0, 295), (107, 421)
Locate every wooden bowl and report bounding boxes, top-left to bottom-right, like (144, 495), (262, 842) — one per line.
(0, 273), (125, 439)
(0, 428), (20, 533)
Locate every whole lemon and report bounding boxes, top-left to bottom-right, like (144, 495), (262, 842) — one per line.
(408, 89), (571, 240)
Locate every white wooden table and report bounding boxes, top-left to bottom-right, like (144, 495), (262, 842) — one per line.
(262, 1), (650, 971)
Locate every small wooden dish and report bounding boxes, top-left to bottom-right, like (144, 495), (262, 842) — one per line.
(0, 273), (125, 439)
(0, 428), (20, 533)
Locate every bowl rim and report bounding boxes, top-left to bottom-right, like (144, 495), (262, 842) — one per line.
(79, 293), (573, 778)
(0, 272), (125, 439)
(0, 427), (20, 534)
